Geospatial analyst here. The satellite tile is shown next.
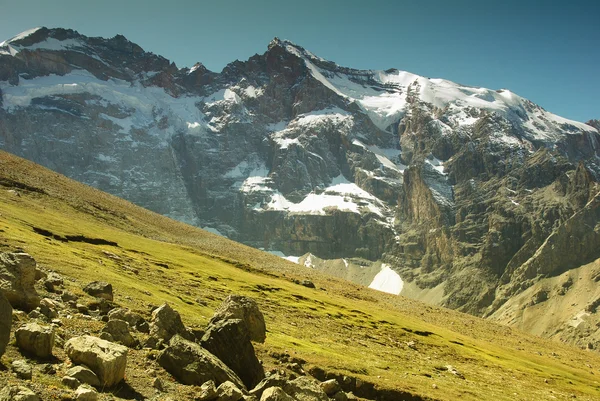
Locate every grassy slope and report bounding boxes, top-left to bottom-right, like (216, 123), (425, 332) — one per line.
(1, 151), (600, 401)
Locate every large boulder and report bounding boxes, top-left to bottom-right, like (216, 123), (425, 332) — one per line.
(83, 281), (113, 301)
(157, 335), (245, 389)
(149, 303), (187, 341)
(201, 319), (265, 389)
(260, 387), (295, 401)
(101, 319), (138, 348)
(210, 295), (266, 343)
(0, 385), (39, 401)
(0, 291), (12, 356)
(283, 377), (329, 401)
(15, 322), (55, 358)
(64, 335), (128, 388)
(216, 381), (244, 401)
(107, 308), (149, 333)
(0, 252), (40, 310)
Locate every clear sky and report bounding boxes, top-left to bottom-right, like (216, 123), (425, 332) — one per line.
(1, 0), (598, 123)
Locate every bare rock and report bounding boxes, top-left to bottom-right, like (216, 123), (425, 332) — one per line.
(216, 381), (244, 401)
(0, 385), (39, 401)
(210, 295), (266, 343)
(0, 291), (12, 356)
(283, 376), (329, 401)
(260, 387), (295, 401)
(102, 319), (138, 348)
(74, 385), (98, 401)
(319, 379), (341, 396)
(11, 360), (33, 380)
(107, 308), (149, 333)
(250, 374), (287, 399)
(66, 365), (101, 387)
(62, 376), (81, 389)
(44, 272), (63, 293)
(0, 252), (40, 310)
(15, 322), (55, 358)
(196, 380), (218, 401)
(64, 335), (128, 387)
(157, 335), (245, 389)
(150, 303), (187, 342)
(39, 298), (59, 319)
(82, 281), (113, 301)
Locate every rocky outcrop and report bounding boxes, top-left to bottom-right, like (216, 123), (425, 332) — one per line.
(210, 295), (266, 343)
(64, 335), (128, 388)
(0, 252), (40, 310)
(15, 322), (54, 358)
(0, 291), (12, 356)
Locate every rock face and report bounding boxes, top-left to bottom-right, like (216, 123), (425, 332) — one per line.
(64, 335), (128, 388)
(210, 295), (266, 343)
(1, 27), (600, 339)
(15, 322), (55, 358)
(0, 252), (40, 310)
(157, 335), (245, 389)
(0, 291), (12, 356)
(201, 318), (265, 389)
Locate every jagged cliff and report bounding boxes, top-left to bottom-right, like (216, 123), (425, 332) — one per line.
(1, 27), (600, 344)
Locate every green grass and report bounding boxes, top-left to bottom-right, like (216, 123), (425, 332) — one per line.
(2, 151), (600, 400)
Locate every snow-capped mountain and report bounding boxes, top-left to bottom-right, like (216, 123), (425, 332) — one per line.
(1, 28), (599, 335)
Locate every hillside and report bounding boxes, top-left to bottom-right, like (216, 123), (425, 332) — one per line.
(1, 151), (600, 400)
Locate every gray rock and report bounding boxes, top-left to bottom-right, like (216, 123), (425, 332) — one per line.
(64, 335), (128, 387)
(157, 335), (245, 389)
(152, 377), (164, 391)
(39, 298), (59, 319)
(107, 308), (149, 333)
(260, 387), (295, 401)
(283, 376), (329, 401)
(11, 360), (33, 380)
(149, 303), (187, 341)
(201, 318), (265, 389)
(43, 272), (64, 293)
(0, 291), (12, 356)
(102, 319), (138, 348)
(210, 295), (266, 343)
(0, 252), (40, 310)
(216, 381), (244, 401)
(250, 374), (287, 399)
(66, 365), (101, 387)
(74, 386), (97, 401)
(319, 379), (340, 396)
(82, 281), (113, 301)
(62, 376), (81, 389)
(196, 380), (218, 401)
(61, 291), (78, 302)
(0, 385), (39, 401)
(15, 322), (55, 358)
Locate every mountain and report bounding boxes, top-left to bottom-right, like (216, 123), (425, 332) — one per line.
(1, 27), (600, 345)
(3, 150), (600, 401)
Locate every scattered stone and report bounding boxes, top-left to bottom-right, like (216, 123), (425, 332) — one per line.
(39, 298), (59, 319)
(0, 385), (39, 401)
(0, 252), (40, 310)
(74, 385), (98, 401)
(196, 380), (218, 401)
(61, 291), (78, 302)
(446, 365), (465, 379)
(34, 268), (47, 281)
(152, 377), (164, 391)
(107, 308), (149, 333)
(62, 376), (81, 389)
(210, 295), (267, 343)
(11, 360), (33, 380)
(432, 384), (438, 389)
(0, 291), (12, 357)
(86, 298), (115, 316)
(249, 374), (287, 399)
(217, 381), (244, 401)
(283, 376), (329, 401)
(102, 319), (138, 348)
(332, 392), (349, 401)
(260, 387), (294, 401)
(83, 281), (113, 301)
(66, 365), (101, 387)
(64, 335), (128, 387)
(39, 363), (56, 375)
(76, 304), (89, 314)
(319, 379), (340, 396)
(15, 322), (55, 358)
(26, 309), (48, 322)
(157, 335), (245, 389)
(150, 303), (188, 342)
(300, 280), (315, 289)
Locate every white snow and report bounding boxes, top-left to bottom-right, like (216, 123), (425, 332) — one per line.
(426, 156), (445, 174)
(267, 250), (300, 264)
(368, 264), (403, 295)
(0, 27), (42, 47)
(292, 107), (352, 127)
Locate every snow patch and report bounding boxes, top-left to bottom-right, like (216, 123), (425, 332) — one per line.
(368, 264), (403, 295)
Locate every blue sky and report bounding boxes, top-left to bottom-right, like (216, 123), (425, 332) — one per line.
(1, 0), (598, 122)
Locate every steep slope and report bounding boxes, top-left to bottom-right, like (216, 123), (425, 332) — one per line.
(1, 27), (600, 340)
(3, 150), (600, 400)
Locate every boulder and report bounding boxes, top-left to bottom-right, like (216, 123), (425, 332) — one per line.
(0, 291), (12, 356)
(157, 335), (245, 389)
(82, 281), (113, 301)
(39, 298), (59, 319)
(283, 376), (329, 401)
(210, 295), (266, 343)
(260, 387), (295, 401)
(66, 365), (101, 387)
(216, 381), (244, 401)
(64, 335), (128, 387)
(150, 303), (187, 341)
(44, 272), (64, 292)
(101, 319), (138, 348)
(62, 376), (81, 389)
(249, 374), (287, 399)
(0, 385), (39, 401)
(11, 360), (33, 380)
(74, 385), (98, 401)
(107, 308), (149, 333)
(0, 252), (40, 310)
(196, 380), (218, 401)
(15, 322), (55, 358)
(320, 379), (341, 396)
(201, 319), (265, 389)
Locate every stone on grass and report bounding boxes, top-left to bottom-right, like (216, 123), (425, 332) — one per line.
(216, 381), (244, 401)
(74, 385), (98, 401)
(83, 281), (113, 301)
(157, 335), (244, 389)
(39, 298), (59, 319)
(15, 322), (55, 358)
(260, 387), (295, 401)
(150, 303), (187, 341)
(11, 360), (32, 380)
(62, 376), (81, 389)
(64, 335), (128, 387)
(283, 376), (329, 401)
(0, 385), (39, 401)
(201, 319), (264, 389)
(107, 308), (149, 333)
(210, 295), (266, 343)
(102, 319), (137, 347)
(0, 291), (12, 356)
(66, 365), (101, 387)
(0, 252), (40, 310)
(319, 379), (341, 396)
